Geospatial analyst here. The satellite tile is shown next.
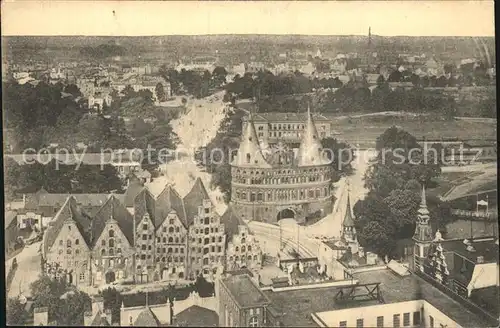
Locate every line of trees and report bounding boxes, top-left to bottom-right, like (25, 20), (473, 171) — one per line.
(353, 127), (454, 258)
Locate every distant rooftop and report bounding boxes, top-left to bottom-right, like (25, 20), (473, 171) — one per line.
(249, 112), (331, 123)
(221, 274), (271, 309)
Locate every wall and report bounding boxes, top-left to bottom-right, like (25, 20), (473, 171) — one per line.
(313, 300), (461, 328)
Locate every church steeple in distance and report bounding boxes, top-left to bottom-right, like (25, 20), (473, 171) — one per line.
(413, 184), (433, 243)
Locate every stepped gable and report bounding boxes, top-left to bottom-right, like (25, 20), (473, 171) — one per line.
(296, 105), (326, 167)
(134, 188), (156, 226)
(124, 178), (145, 207)
(155, 184), (187, 228)
(43, 196), (92, 255)
(183, 178), (212, 226)
(231, 112), (271, 168)
(221, 205), (248, 243)
(91, 195), (135, 246)
(134, 307), (161, 327)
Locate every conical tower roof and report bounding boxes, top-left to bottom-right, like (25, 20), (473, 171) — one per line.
(343, 193), (355, 227)
(297, 105), (326, 167)
(232, 112), (271, 168)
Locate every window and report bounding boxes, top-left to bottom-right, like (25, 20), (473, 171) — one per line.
(413, 312), (421, 326)
(75, 239), (79, 245)
(117, 248), (121, 254)
(142, 245), (147, 250)
(403, 313), (410, 326)
(75, 249), (80, 255)
(339, 321), (347, 328)
(377, 316), (384, 328)
(241, 246), (246, 252)
(101, 249), (106, 256)
(109, 239), (114, 247)
(429, 316), (434, 328)
(169, 219), (175, 224)
(163, 227), (167, 233)
(142, 223), (148, 230)
(393, 314), (400, 328)
(356, 319), (363, 328)
(249, 316), (258, 327)
(109, 229), (115, 238)
(67, 249), (72, 255)
(163, 237), (167, 243)
(248, 246), (252, 252)
(169, 227), (174, 233)
(67, 240), (72, 247)
(79, 273), (85, 281)
(109, 248), (114, 256)
(180, 248), (184, 254)
(59, 240), (63, 246)
(142, 234), (147, 240)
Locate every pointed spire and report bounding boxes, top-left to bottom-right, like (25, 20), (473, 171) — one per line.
(297, 102), (325, 167)
(232, 112), (270, 168)
(418, 184), (430, 216)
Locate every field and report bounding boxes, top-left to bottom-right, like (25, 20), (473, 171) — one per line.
(331, 114), (497, 147)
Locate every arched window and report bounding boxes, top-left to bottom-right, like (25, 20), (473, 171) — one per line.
(101, 249), (106, 256)
(253, 255), (258, 261)
(109, 229), (115, 238)
(102, 239), (106, 246)
(109, 239), (114, 247)
(175, 227), (180, 233)
(235, 256), (240, 261)
(168, 247), (173, 253)
(235, 246), (239, 252)
(168, 237), (173, 243)
(247, 255), (252, 261)
(241, 246), (246, 252)
(163, 237), (167, 243)
(162, 257), (166, 262)
(169, 227), (174, 233)
(249, 316), (259, 327)
(75, 239), (79, 245)
(175, 237), (179, 243)
(241, 238), (246, 244)
(67, 240), (72, 248)
(117, 248), (122, 254)
(109, 248), (114, 256)
(248, 246), (252, 252)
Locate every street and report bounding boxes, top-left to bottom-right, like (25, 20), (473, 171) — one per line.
(7, 241), (42, 299)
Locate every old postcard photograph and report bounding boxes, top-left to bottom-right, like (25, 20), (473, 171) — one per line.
(1, 1), (498, 326)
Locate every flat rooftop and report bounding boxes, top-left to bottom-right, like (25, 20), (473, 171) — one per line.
(441, 238), (499, 263)
(221, 274), (271, 309)
(262, 269), (492, 327)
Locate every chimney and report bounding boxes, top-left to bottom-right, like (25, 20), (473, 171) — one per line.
(105, 309), (113, 325)
(476, 256), (484, 264)
(33, 307), (49, 326)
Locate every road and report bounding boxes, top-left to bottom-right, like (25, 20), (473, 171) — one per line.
(146, 91), (229, 215)
(7, 241), (42, 299)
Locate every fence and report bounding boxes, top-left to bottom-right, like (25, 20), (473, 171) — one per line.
(450, 209), (498, 220)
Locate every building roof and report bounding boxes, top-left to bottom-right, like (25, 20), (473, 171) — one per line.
(220, 206), (248, 242)
(221, 274), (271, 309)
(297, 106), (328, 167)
(250, 112), (330, 123)
(91, 195), (135, 246)
(134, 188), (156, 226)
(231, 113), (271, 168)
(440, 238), (499, 264)
(43, 196), (92, 255)
(263, 269), (492, 327)
(5, 210), (18, 230)
(90, 314), (110, 326)
(155, 185), (187, 228)
(123, 179), (145, 207)
(175, 305), (218, 327)
(182, 178), (211, 226)
(134, 307), (162, 327)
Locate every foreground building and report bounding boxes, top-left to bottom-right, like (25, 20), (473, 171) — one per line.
(230, 108), (334, 224)
(41, 178), (262, 286)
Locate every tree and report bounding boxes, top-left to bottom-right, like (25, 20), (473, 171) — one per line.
(7, 298), (30, 325)
(320, 137), (354, 178)
(63, 84), (82, 98)
(155, 83), (166, 102)
(100, 287), (123, 324)
(212, 66), (228, 87)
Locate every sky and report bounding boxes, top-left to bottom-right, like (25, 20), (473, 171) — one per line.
(1, 1), (495, 37)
